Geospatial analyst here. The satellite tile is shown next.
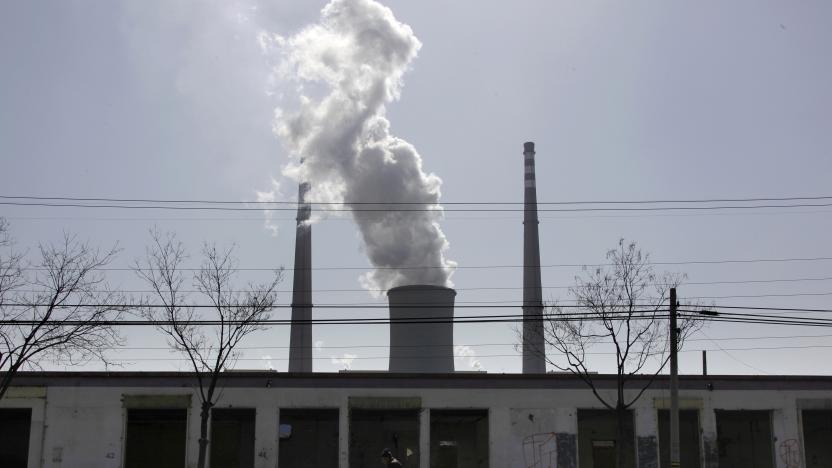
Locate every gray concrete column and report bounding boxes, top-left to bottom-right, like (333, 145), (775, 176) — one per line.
(635, 406), (659, 468)
(339, 404), (349, 468)
(555, 408), (578, 468)
(254, 405), (278, 468)
(419, 408), (430, 468)
(490, 407), (511, 467)
(186, 397), (202, 468)
(772, 398), (802, 468)
(700, 403), (719, 468)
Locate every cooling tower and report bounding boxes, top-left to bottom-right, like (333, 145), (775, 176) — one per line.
(387, 285), (456, 373)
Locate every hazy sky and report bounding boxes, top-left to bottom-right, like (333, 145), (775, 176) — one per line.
(1, 0), (831, 375)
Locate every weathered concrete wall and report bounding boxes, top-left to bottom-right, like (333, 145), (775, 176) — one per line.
(508, 407), (578, 468)
(2, 383), (832, 468)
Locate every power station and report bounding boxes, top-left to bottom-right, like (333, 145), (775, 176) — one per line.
(286, 142), (546, 374)
(5, 144), (829, 468)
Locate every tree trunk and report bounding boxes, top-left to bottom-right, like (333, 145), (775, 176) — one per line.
(616, 404), (630, 468)
(0, 374), (11, 401)
(197, 401), (211, 468)
(0, 362), (21, 401)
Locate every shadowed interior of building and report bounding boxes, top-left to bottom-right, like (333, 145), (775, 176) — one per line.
(802, 409), (832, 468)
(279, 408), (339, 467)
(0, 408), (31, 468)
(350, 409), (420, 467)
(430, 409), (489, 468)
(716, 410), (773, 468)
(124, 408), (187, 468)
(210, 408), (255, 468)
(577, 409), (635, 468)
(658, 409), (701, 468)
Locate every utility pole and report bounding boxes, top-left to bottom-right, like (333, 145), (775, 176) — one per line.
(670, 287), (680, 468)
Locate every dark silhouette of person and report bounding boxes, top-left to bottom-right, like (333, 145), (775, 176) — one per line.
(381, 448), (403, 467)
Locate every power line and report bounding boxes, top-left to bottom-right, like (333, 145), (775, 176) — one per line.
(4, 194), (832, 206)
(8, 290), (832, 309)
(58, 345), (832, 363)
(4, 200), (832, 212)
(11, 275), (832, 294)
(5, 206), (831, 222)
(109, 333), (832, 351)
(11, 290), (832, 303)
(11, 255), (832, 272)
(701, 304), (832, 314)
(4, 309), (832, 328)
(0, 301), (666, 309)
(681, 314), (832, 328)
(0, 310), (677, 327)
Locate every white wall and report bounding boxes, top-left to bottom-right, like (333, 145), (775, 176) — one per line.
(3, 384), (832, 468)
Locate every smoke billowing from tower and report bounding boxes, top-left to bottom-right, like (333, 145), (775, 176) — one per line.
(522, 142), (546, 374)
(271, 0), (455, 293)
(288, 181), (312, 372)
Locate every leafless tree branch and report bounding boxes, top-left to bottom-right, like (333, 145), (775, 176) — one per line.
(524, 239), (705, 466)
(133, 228), (282, 468)
(1, 220), (125, 400)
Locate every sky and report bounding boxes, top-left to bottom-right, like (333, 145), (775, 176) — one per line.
(1, 0), (831, 375)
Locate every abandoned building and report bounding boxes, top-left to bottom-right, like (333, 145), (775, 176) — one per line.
(2, 371), (832, 468)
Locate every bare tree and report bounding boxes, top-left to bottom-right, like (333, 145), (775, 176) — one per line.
(531, 239), (700, 467)
(0, 219), (125, 400)
(134, 230), (282, 468)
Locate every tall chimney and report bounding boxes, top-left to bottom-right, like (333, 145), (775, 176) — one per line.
(522, 142), (546, 373)
(288, 180), (313, 372)
(388, 285), (456, 373)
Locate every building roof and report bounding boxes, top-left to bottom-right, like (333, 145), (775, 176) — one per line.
(6, 371), (832, 391)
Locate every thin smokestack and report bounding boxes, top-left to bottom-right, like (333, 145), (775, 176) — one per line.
(288, 180), (312, 372)
(522, 142), (546, 374)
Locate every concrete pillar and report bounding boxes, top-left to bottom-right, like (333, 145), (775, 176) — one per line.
(635, 406), (659, 468)
(186, 399), (202, 468)
(700, 404), (719, 468)
(555, 408), (578, 468)
(255, 405), (278, 468)
(420, 408), (430, 468)
(771, 398), (801, 468)
(490, 407), (510, 467)
(338, 404), (349, 468)
(28, 400), (46, 468)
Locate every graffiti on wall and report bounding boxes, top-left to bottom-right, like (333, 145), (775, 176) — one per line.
(778, 439), (800, 468)
(522, 432), (558, 468)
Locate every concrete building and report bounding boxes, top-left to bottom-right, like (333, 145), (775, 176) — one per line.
(2, 371), (832, 468)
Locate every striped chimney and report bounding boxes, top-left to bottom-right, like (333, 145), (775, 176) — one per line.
(522, 142), (546, 373)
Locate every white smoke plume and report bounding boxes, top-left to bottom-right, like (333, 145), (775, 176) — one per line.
(255, 177), (283, 237)
(454, 345), (483, 371)
(269, 0), (455, 292)
(331, 353), (358, 370)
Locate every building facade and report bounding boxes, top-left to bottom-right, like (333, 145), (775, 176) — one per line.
(1, 372), (831, 468)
